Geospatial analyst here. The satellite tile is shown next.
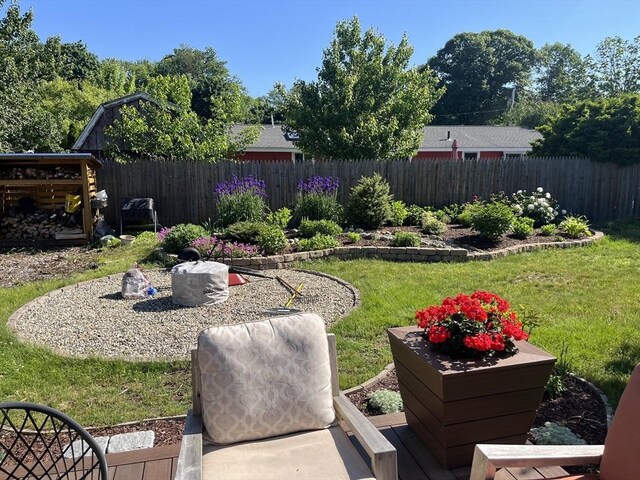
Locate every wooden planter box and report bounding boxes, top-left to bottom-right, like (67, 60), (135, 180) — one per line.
(387, 326), (556, 469)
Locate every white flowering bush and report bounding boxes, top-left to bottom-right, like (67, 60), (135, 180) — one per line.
(511, 187), (561, 227)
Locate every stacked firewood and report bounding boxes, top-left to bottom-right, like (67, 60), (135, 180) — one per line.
(0, 210), (80, 240)
(0, 167), (80, 180)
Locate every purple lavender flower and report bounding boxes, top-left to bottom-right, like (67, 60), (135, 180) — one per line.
(191, 236), (258, 259)
(296, 176), (340, 195)
(157, 226), (174, 242)
(214, 175), (267, 200)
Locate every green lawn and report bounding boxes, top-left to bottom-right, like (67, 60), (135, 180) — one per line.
(0, 222), (638, 425)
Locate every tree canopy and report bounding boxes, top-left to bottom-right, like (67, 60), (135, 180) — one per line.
(531, 93), (640, 164)
(281, 17), (443, 160)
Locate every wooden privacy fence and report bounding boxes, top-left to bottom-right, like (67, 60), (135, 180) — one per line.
(96, 157), (640, 228)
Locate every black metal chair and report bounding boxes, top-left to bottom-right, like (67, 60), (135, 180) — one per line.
(0, 402), (108, 480)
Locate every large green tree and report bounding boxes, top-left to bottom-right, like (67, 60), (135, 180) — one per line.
(586, 36), (640, 97)
(281, 17), (443, 160)
(425, 29), (537, 125)
(531, 93), (640, 164)
(105, 74), (260, 162)
(534, 42), (591, 102)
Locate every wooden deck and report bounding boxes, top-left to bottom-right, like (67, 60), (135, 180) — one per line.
(103, 413), (569, 480)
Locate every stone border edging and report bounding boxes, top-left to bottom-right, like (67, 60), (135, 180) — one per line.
(190, 230), (604, 270)
(569, 373), (614, 429)
(342, 362), (395, 395)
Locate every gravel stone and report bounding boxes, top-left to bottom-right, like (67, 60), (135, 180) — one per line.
(10, 269), (358, 361)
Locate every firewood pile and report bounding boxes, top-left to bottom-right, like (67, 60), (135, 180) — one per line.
(0, 167), (80, 180)
(0, 209), (81, 240)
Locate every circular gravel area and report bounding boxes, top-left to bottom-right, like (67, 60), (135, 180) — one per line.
(8, 269), (358, 361)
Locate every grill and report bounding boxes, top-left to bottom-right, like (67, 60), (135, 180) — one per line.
(120, 198), (158, 234)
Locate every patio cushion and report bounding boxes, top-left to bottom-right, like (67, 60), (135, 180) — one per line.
(201, 425), (374, 480)
(197, 313), (335, 444)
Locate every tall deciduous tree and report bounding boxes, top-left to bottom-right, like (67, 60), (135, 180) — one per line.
(531, 93), (640, 164)
(425, 29), (536, 125)
(535, 42), (591, 102)
(586, 36), (640, 97)
(282, 17), (442, 160)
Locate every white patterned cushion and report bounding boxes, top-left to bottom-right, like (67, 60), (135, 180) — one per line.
(197, 313), (336, 444)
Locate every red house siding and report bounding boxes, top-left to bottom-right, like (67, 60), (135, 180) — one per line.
(414, 151), (456, 160)
(481, 151), (503, 158)
(235, 151), (292, 162)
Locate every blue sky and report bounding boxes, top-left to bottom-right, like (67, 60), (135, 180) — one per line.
(17, 0), (640, 97)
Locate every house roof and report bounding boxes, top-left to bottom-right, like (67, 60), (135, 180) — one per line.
(72, 93), (178, 151)
(419, 126), (542, 150)
(233, 124), (541, 152)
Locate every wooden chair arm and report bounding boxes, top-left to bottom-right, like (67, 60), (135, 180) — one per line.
(333, 393), (397, 480)
(174, 409), (203, 480)
(469, 443), (605, 480)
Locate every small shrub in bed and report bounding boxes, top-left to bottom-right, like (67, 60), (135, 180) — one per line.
(256, 226), (288, 255)
(293, 176), (343, 225)
(388, 201), (408, 226)
(470, 201), (515, 241)
(405, 204), (426, 226)
(389, 231), (421, 247)
(297, 234), (339, 251)
(345, 232), (361, 243)
(540, 224), (557, 236)
(511, 216), (535, 239)
(299, 219), (342, 238)
(420, 211), (447, 235)
(367, 389), (403, 415)
(266, 207), (292, 230)
(558, 215), (592, 238)
(214, 175), (267, 227)
(530, 422), (586, 445)
(161, 223), (208, 254)
(224, 221), (270, 243)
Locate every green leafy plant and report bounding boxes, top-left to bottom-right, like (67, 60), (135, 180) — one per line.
(389, 231), (421, 247)
(559, 215), (592, 238)
(346, 173), (393, 230)
(406, 204), (426, 226)
(470, 201), (515, 241)
(297, 234), (339, 251)
(441, 203), (464, 223)
(545, 343), (573, 398)
(389, 201), (408, 226)
(224, 221), (270, 243)
(298, 219), (342, 238)
(420, 211), (447, 235)
(540, 224), (557, 236)
(345, 232), (361, 243)
(256, 226), (288, 255)
(530, 422), (586, 445)
(161, 223), (208, 254)
(511, 187), (560, 227)
(457, 201), (481, 227)
(266, 207), (292, 230)
(214, 175), (267, 228)
(367, 389), (404, 415)
(511, 216), (535, 239)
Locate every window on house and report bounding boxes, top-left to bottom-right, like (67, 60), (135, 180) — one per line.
(294, 152), (305, 163)
(505, 153), (524, 159)
(464, 152), (478, 159)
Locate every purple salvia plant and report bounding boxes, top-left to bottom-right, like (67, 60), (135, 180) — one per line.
(191, 236), (258, 259)
(214, 175), (267, 200)
(296, 176), (340, 195)
(156, 226), (175, 242)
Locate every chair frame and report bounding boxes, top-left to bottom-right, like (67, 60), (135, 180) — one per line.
(0, 401), (108, 480)
(175, 333), (397, 480)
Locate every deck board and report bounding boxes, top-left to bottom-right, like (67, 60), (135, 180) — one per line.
(95, 414), (569, 480)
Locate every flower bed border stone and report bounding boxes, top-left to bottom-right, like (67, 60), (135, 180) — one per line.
(166, 230), (603, 270)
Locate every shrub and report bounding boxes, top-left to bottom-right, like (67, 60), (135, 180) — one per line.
(367, 389), (404, 415)
(297, 234), (339, 251)
(390, 231), (421, 247)
(457, 201), (481, 227)
(298, 219), (342, 238)
(530, 422), (586, 445)
(256, 226), (288, 255)
(441, 203), (464, 223)
(433, 210), (451, 224)
(559, 215), (592, 238)
(470, 202), (515, 241)
(511, 216), (535, 239)
(540, 224), (557, 236)
(292, 176), (343, 225)
(214, 175), (267, 227)
(266, 207), (292, 230)
(224, 221), (270, 243)
(345, 232), (361, 243)
(161, 223), (208, 254)
(420, 211), (447, 235)
(511, 187), (560, 227)
(346, 173), (393, 229)
(405, 204), (425, 226)
(389, 201), (408, 226)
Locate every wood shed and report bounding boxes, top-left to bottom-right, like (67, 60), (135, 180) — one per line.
(0, 153), (101, 245)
